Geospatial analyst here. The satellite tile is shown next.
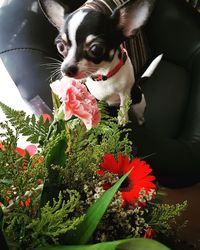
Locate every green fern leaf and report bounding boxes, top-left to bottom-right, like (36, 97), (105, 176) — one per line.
(26, 190), (84, 246)
(0, 101), (50, 144)
(148, 201), (187, 234)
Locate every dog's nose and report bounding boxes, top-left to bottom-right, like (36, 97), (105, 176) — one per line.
(62, 64), (78, 77)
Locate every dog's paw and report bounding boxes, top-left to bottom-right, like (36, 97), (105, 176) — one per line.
(137, 116), (145, 126)
(132, 93), (146, 126)
(133, 110), (145, 126)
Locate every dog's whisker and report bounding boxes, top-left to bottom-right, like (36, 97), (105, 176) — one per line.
(52, 68), (61, 76)
(42, 62), (61, 65)
(48, 73), (61, 83)
(40, 62), (62, 75)
(40, 65), (60, 70)
(44, 56), (63, 63)
(43, 66), (61, 71)
(48, 67), (62, 81)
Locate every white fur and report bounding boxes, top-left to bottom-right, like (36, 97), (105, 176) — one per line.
(61, 11), (87, 68)
(61, 33), (67, 42)
(131, 3), (150, 30)
(85, 49), (134, 103)
(85, 35), (96, 44)
(119, 1), (151, 37)
(142, 54), (163, 78)
(85, 49), (145, 125)
(58, 4), (152, 125)
(44, 0), (65, 29)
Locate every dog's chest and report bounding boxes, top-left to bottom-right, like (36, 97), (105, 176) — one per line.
(85, 57), (134, 105)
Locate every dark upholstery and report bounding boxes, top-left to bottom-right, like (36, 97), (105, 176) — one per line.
(0, 0), (59, 110)
(0, 0), (200, 187)
(130, 0), (200, 187)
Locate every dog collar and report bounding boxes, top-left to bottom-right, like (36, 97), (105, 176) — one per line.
(91, 47), (127, 81)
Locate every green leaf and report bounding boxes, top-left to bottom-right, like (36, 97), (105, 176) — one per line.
(40, 130), (67, 207)
(0, 101), (50, 144)
(39, 238), (170, 250)
(64, 169), (132, 245)
(0, 207), (9, 249)
(52, 91), (61, 111)
(44, 134), (66, 167)
(116, 238), (170, 250)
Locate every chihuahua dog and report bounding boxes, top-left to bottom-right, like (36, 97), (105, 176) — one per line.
(41, 0), (155, 125)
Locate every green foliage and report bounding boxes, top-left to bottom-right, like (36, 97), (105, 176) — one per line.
(0, 121), (46, 211)
(148, 201), (188, 234)
(0, 120), (18, 146)
(44, 129), (67, 168)
(53, 112), (132, 193)
(117, 94), (132, 126)
(0, 98), (186, 250)
(88, 100), (132, 158)
(65, 170), (132, 245)
(0, 122), (18, 180)
(51, 91), (61, 111)
(88, 116), (132, 159)
(39, 238), (170, 250)
(26, 190), (84, 248)
(0, 101), (50, 144)
(2, 190), (83, 249)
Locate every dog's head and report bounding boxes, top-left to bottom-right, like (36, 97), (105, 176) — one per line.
(42, 0), (154, 79)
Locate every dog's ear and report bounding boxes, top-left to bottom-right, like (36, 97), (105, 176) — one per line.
(38, 0), (68, 30)
(112, 0), (155, 37)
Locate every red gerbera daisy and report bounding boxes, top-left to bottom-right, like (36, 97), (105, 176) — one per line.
(99, 153), (156, 205)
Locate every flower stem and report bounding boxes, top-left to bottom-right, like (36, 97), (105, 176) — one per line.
(64, 122), (71, 153)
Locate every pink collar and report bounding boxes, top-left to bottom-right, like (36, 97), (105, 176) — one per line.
(91, 47), (127, 81)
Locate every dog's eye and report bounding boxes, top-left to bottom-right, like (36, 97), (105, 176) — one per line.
(56, 42), (66, 54)
(89, 44), (105, 58)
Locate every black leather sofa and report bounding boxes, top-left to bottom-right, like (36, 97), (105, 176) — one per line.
(133, 0), (200, 187)
(0, 0), (200, 188)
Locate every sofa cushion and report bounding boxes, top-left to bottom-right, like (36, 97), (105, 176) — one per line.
(142, 60), (190, 138)
(128, 59), (200, 187)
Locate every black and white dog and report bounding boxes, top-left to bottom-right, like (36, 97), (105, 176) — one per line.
(41, 0), (155, 125)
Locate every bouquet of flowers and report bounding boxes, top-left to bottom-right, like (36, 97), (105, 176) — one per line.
(0, 77), (187, 249)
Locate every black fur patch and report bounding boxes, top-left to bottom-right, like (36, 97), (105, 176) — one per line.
(131, 83), (143, 105)
(62, 10), (123, 64)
